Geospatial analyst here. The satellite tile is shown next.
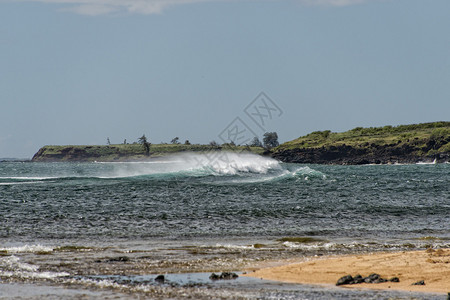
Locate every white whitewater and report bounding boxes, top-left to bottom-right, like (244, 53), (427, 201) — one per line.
(106, 152), (283, 178)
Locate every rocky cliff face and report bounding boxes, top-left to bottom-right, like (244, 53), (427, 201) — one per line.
(272, 143), (449, 164)
(272, 122), (450, 164)
(31, 146), (143, 162)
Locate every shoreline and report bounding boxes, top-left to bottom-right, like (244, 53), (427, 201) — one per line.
(244, 249), (450, 295)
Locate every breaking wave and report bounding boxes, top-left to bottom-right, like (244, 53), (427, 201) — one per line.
(0, 153), (327, 184)
(99, 153), (327, 182)
(102, 152), (282, 177)
(0, 255), (69, 280)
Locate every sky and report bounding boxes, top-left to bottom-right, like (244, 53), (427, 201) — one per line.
(1, 0), (449, 158)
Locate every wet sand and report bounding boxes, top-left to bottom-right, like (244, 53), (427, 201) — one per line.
(245, 249), (450, 294)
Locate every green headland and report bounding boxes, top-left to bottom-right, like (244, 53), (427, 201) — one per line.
(272, 121), (450, 164)
(32, 121), (450, 164)
(32, 143), (266, 162)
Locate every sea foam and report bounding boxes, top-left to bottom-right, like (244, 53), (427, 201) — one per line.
(105, 152), (282, 178)
(0, 244), (54, 253)
(0, 256), (69, 279)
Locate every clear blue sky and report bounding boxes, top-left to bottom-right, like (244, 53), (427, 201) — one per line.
(1, 0), (449, 158)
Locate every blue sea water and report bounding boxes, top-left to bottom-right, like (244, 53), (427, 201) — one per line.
(0, 153), (449, 299)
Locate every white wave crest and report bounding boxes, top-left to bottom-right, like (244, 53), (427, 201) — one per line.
(0, 256), (69, 279)
(190, 152), (281, 175)
(213, 243), (256, 250)
(0, 244), (54, 253)
(0, 177), (56, 180)
(292, 166), (327, 179)
(105, 152), (282, 178)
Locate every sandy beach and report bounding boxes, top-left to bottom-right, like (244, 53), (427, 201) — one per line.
(245, 249), (450, 294)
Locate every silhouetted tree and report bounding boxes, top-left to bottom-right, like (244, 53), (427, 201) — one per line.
(107, 137), (111, 145)
(138, 134), (150, 156)
(250, 137), (263, 147)
(171, 137), (180, 144)
(209, 140), (219, 147)
(263, 132), (279, 149)
(184, 140), (191, 145)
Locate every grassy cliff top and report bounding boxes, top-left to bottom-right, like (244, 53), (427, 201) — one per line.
(275, 121), (450, 154)
(32, 143), (266, 162)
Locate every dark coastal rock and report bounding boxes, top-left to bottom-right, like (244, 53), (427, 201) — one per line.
(209, 272), (239, 281)
(373, 278), (387, 283)
(337, 273), (397, 286)
(95, 256), (130, 263)
(221, 272), (239, 280)
(389, 277), (400, 282)
(352, 274), (364, 284)
(362, 273), (381, 283)
(155, 275), (165, 283)
(412, 280), (425, 285)
(336, 275), (354, 286)
(271, 140), (449, 165)
(107, 256), (130, 262)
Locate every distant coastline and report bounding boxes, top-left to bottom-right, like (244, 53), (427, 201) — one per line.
(0, 158), (31, 162)
(31, 122), (450, 165)
(31, 144), (267, 162)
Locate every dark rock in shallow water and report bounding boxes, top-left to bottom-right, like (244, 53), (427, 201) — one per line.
(412, 280), (425, 285)
(220, 272), (239, 280)
(209, 272), (239, 281)
(336, 275), (354, 286)
(155, 275), (165, 283)
(106, 256), (130, 262)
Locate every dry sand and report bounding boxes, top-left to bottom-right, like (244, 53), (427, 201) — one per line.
(245, 249), (450, 294)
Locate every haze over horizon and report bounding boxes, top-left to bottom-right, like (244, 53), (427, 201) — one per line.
(1, 0), (449, 158)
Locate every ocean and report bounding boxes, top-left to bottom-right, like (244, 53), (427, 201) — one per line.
(0, 153), (449, 299)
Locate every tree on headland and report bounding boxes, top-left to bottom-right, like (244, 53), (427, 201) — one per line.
(263, 132), (279, 149)
(171, 137), (180, 144)
(250, 137), (263, 147)
(209, 140), (219, 147)
(107, 137), (111, 145)
(138, 134), (151, 156)
(184, 140), (191, 145)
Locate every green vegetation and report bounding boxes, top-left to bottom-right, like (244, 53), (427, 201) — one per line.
(263, 132), (279, 149)
(138, 134), (150, 156)
(274, 121), (450, 156)
(32, 143), (266, 162)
